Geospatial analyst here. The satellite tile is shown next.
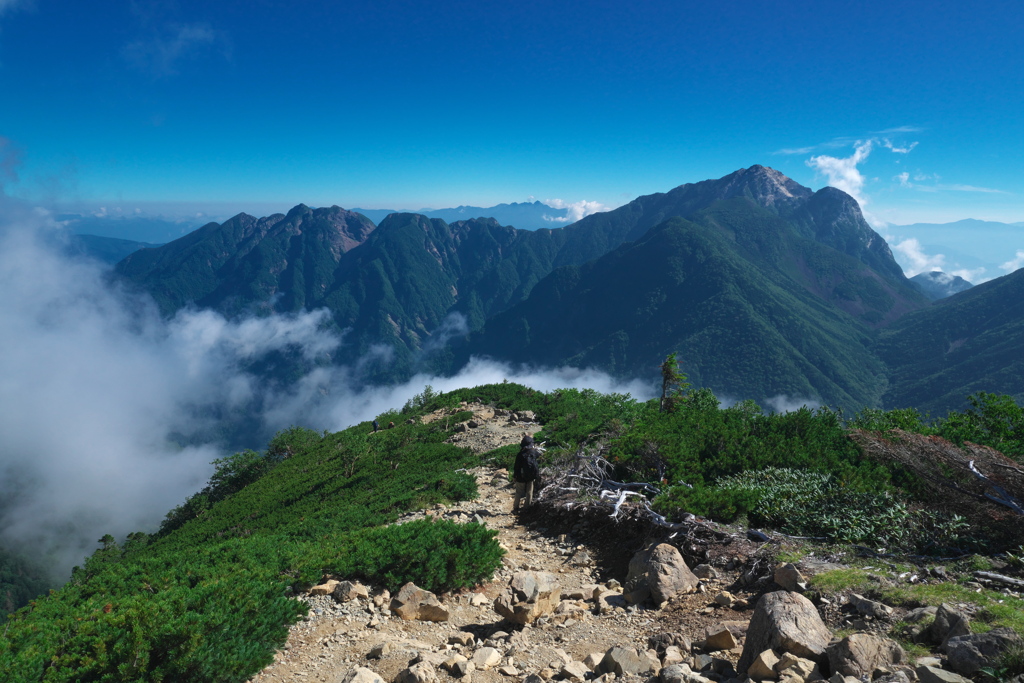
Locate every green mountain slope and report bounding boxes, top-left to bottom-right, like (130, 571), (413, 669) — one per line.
(876, 268), (1024, 414)
(113, 166), (931, 401)
(115, 204), (377, 316)
(472, 213), (889, 408)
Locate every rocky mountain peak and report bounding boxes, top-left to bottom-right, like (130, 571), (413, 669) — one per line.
(713, 165), (814, 209)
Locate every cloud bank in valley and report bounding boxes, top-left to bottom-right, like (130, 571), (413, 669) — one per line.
(0, 197), (652, 580)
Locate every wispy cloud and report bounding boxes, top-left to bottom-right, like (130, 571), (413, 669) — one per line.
(123, 22), (228, 76)
(950, 267), (987, 283)
(883, 139), (918, 154)
(1001, 250), (1024, 273)
(894, 172), (1007, 195)
(890, 237), (945, 277)
(873, 125), (925, 135)
(542, 198), (610, 223)
(806, 140), (874, 207)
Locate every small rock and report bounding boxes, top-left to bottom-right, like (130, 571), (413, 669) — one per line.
(849, 593), (893, 619)
(472, 647), (503, 670)
(599, 646), (656, 676)
(704, 626), (738, 651)
(310, 579), (341, 596)
(915, 665), (971, 683)
(340, 667), (386, 683)
(583, 653), (605, 671)
(561, 662), (590, 680)
(368, 642), (392, 659)
(397, 662), (438, 683)
(692, 564), (718, 580)
(714, 592), (736, 607)
(774, 563), (807, 592)
(450, 633), (475, 647)
(748, 649), (779, 679)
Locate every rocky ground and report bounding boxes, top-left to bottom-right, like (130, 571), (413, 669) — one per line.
(246, 405), (1023, 683)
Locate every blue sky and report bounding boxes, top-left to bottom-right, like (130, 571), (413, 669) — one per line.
(1, 0), (1022, 225)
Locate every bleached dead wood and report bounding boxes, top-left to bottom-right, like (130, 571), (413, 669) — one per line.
(974, 571), (1024, 589)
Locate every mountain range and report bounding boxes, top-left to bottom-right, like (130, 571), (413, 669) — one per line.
(351, 200), (575, 231)
(113, 166), (1023, 415)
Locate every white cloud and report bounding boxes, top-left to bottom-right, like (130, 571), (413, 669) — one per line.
(895, 172), (910, 187)
(1000, 250), (1024, 273)
(806, 140), (886, 226)
(0, 197), (653, 580)
(883, 139), (918, 154)
(890, 237), (945, 276)
(950, 267), (987, 283)
(542, 199), (610, 223)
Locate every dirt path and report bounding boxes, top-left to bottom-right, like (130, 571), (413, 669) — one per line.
(247, 406), (753, 683)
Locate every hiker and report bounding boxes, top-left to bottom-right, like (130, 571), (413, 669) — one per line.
(513, 433), (541, 512)
(372, 419), (379, 432)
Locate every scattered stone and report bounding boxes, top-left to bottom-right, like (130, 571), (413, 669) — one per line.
(598, 646), (656, 676)
(659, 663), (694, 683)
(397, 661), (438, 683)
(333, 580), (370, 602)
(340, 667), (386, 683)
(929, 603), (970, 645)
(704, 626), (738, 651)
(826, 634), (906, 677)
(497, 665), (519, 676)
(944, 628), (1023, 675)
(472, 647), (503, 670)
(625, 543), (699, 604)
(692, 564), (718, 580)
(310, 579), (341, 596)
(714, 592), (736, 607)
(449, 633), (475, 647)
(775, 652), (822, 681)
(469, 593), (489, 607)
(662, 646), (686, 666)
(493, 571), (561, 625)
(390, 583), (450, 622)
(367, 642), (392, 659)
(561, 662), (591, 680)
(451, 660), (475, 678)
(916, 665), (972, 683)
(583, 653), (605, 671)
(738, 591), (831, 673)
(748, 649), (779, 680)
(649, 632), (692, 656)
(849, 593), (893, 619)
(774, 563), (807, 592)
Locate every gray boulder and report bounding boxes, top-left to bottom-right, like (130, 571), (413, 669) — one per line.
(826, 634), (906, 677)
(338, 668), (386, 683)
(397, 662), (438, 683)
(915, 665), (972, 683)
(624, 543), (699, 604)
(944, 627), (1023, 675)
(928, 603), (970, 645)
(390, 583), (449, 621)
(598, 646), (657, 676)
(774, 563), (807, 592)
(493, 570), (561, 624)
(738, 591), (832, 673)
(849, 592), (893, 619)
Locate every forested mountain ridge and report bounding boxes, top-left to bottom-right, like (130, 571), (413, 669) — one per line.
(108, 166), (1024, 413)
(876, 267), (1024, 413)
(116, 204), (377, 316)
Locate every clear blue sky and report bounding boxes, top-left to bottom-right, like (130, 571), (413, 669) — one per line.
(1, 0), (1022, 224)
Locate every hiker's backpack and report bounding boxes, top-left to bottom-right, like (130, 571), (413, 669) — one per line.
(515, 446), (541, 482)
